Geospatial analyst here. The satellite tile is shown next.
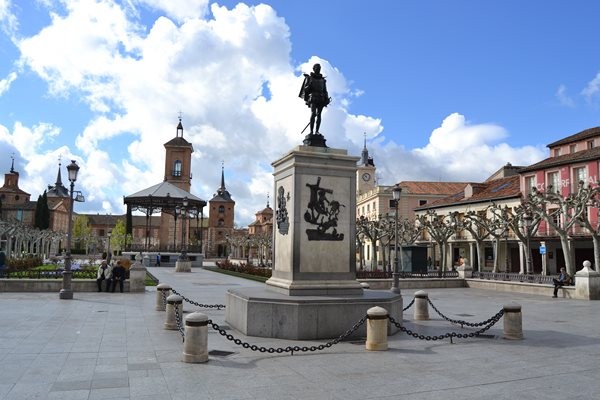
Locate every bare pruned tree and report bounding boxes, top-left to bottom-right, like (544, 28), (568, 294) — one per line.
(416, 211), (459, 271)
(528, 182), (590, 275)
(356, 215), (388, 271)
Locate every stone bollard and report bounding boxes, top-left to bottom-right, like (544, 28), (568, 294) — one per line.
(360, 282), (370, 289)
(164, 294), (183, 330)
(182, 312), (209, 363)
(413, 290), (429, 320)
(155, 283), (172, 311)
(366, 306), (388, 351)
(503, 303), (523, 340)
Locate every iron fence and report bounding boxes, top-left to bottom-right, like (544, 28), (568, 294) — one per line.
(472, 271), (568, 285)
(356, 270), (460, 279)
(5, 269), (97, 279)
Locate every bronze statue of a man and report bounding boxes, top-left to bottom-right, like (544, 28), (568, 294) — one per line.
(299, 63), (330, 135)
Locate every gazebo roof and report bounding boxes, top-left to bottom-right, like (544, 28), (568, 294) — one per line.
(123, 180), (206, 214)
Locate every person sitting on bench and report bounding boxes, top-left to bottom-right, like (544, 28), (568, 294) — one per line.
(552, 267), (570, 298)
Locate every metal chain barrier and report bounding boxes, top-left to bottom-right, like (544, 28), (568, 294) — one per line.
(207, 315), (367, 355)
(171, 288), (226, 310)
(426, 298), (501, 328)
(403, 297), (415, 311)
(173, 303), (185, 342)
(162, 291), (167, 309)
(388, 309), (504, 344)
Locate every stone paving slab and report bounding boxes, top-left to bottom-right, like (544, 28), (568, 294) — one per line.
(1, 265), (599, 399)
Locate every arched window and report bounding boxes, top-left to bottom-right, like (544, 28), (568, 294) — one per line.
(218, 219), (224, 227)
(173, 160), (182, 177)
(218, 205), (225, 213)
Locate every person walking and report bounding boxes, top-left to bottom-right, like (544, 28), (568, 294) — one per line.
(96, 260), (113, 292)
(111, 260), (126, 293)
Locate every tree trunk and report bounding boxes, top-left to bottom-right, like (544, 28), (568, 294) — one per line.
(492, 239), (499, 273)
(558, 234), (574, 275)
(593, 235), (600, 272)
(475, 240), (485, 272)
(359, 243), (364, 270)
(440, 242), (447, 271)
(372, 240), (378, 270)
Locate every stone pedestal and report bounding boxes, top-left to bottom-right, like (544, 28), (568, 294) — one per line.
(575, 261), (600, 300)
(129, 253), (146, 292)
(225, 145), (403, 339)
(175, 259), (192, 272)
(266, 145), (363, 296)
(226, 287), (401, 340)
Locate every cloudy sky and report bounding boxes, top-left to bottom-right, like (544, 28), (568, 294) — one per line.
(1, 0), (600, 226)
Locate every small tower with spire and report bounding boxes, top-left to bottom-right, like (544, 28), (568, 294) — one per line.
(0, 153), (31, 221)
(46, 158), (69, 200)
(44, 158), (72, 233)
(207, 163), (236, 257)
(357, 133), (377, 195)
(164, 116), (193, 192)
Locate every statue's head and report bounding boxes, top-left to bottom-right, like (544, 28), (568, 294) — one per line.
(313, 63), (321, 73)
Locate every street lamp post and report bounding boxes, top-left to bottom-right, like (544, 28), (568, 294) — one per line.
(200, 209), (204, 254)
(179, 197), (188, 261)
(504, 229), (509, 275)
(390, 185), (402, 294)
(59, 160), (79, 300)
(107, 231), (112, 263)
(173, 206), (179, 251)
(524, 213), (533, 275)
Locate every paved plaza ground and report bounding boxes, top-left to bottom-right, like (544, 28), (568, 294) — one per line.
(1, 264), (599, 400)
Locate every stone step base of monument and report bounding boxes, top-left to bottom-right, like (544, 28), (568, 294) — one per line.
(225, 287), (403, 340)
(265, 277), (364, 296)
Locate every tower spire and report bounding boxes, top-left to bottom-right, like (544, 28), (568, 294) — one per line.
(55, 157), (64, 186)
(176, 114), (184, 138)
(10, 153), (15, 173)
(220, 161), (226, 190)
(361, 132), (369, 165)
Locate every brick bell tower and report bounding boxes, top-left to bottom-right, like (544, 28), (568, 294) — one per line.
(207, 164), (235, 257)
(164, 117), (193, 191)
(159, 118), (194, 248)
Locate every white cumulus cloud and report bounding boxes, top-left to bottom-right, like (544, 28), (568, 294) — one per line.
(582, 71), (600, 101)
(1, 1), (547, 225)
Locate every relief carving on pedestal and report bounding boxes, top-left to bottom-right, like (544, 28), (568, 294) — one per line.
(304, 177), (344, 241)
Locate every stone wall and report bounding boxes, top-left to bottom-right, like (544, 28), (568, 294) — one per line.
(0, 279), (130, 292)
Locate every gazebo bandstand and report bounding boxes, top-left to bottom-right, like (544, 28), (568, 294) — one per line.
(123, 181), (206, 269)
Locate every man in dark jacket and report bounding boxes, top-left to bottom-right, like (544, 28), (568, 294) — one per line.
(552, 267), (570, 298)
(111, 260), (126, 293)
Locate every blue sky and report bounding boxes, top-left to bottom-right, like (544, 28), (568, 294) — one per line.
(1, 0), (600, 226)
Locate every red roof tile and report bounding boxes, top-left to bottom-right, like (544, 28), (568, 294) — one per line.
(415, 175), (521, 210)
